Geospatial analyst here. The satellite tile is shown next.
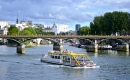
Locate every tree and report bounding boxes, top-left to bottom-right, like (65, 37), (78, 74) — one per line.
(77, 26), (90, 35)
(90, 11), (130, 35)
(8, 25), (20, 35)
(35, 26), (43, 35)
(42, 32), (55, 35)
(19, 27), (36, 35)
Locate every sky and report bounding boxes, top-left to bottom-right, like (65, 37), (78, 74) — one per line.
(0, 0), (130, 30)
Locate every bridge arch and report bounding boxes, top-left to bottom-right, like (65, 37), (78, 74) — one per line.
(7, 38), (34, 46)
(84, 39), (95, 45)
(97, 38), (128, 45)
(7, 39), (21, 46)
(77, 39), (95, 45)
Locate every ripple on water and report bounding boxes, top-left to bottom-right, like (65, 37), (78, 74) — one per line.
(0, 60), (8, 62)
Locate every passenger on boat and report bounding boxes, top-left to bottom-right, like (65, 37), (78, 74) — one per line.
(65, 49), (68, 52)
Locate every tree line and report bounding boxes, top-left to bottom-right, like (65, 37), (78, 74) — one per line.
(78, 11), (130, 35)
(8, 25), (55, 35)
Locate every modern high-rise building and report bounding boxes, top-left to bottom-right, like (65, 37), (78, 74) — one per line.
(75, 24), (81, 31)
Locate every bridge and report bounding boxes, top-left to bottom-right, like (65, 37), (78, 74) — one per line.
(0, 35), (130, 39)
(1, 35), (130, 54)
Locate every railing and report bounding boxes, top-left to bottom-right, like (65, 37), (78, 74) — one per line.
(0, 35), (130, 39)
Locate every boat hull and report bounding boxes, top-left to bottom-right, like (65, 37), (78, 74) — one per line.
(41, 59), (63, 65)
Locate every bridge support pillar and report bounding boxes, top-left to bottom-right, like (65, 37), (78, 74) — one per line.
(53, 42), (63, 51)
(36, 38), (42, 45)
(117, 43), (129, 52)
(2, 38), (7, 44)
(17, 44), (25, 54)
(86, 44), (98, 52)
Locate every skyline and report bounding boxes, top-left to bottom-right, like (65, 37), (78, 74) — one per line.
(0, 0), (130, 30)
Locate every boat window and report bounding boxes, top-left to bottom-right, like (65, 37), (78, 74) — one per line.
(51, 56), (54, 58)
(57, 56), (60, 59)
(55, 56), (57, 59)
(67, 58), (70, 61)
(63, 56), (70, 62)
(63, 56), (66, 60)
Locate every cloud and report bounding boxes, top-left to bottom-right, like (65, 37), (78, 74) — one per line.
(0, 0), (130, 28)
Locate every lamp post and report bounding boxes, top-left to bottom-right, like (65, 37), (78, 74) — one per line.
(118, 30), (119, 36)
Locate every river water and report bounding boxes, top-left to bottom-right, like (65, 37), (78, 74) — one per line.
(0, 45), (130, 80)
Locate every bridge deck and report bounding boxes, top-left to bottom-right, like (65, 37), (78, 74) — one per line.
(0, 35), (130, 39)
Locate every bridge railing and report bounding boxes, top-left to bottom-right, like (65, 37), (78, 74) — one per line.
(0, 35), (130, 39)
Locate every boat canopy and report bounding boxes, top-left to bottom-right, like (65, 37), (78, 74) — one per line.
(48, 51), (91, 61)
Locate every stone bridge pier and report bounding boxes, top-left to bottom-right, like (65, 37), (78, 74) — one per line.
(17, 44), (25, 54)
(83, 38), (130, 52)
(53, 42), (63, 51)
(86, 40), (98, 52)
(117, 43), (129, 52)
(86, 44), (98, 52)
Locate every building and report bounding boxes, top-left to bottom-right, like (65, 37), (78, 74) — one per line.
(20, 21), (27, 26)
(52, 23), (68, 35)
(16, 24), (24, 30)
(0, 21), (9, 35)
(75, 24), (81, 31)
(67, 30), (77, 35)
(43, 27), (52, 32)
(34, 24), (44, 28)
(16, 21), (34, 30)
(0, 21), (8, 29)
(27, 21), (33, 26)
(52, 23), (57, 34)
(16, 23), (28, 30)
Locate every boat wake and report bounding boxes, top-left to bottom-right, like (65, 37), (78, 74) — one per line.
(46, 64), (100, 69)
(47, 64), (62, 68)
(71, 66), (100, 69)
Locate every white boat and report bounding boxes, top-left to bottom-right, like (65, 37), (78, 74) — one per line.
(41, 50), (96, 67)
(99, 45), (112, 50)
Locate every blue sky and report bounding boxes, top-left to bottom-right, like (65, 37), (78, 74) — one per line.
(0, 0), (130, 30)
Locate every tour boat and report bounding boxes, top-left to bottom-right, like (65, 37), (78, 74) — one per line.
(41, 50), (96, 67)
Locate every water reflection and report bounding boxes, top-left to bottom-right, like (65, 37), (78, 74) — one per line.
(61, 67), (96, 80)
(89, 50), (130, 57)
(117, 51), (129, 56)
(94, 52), (98, 57)
(126, 52), (129, 56)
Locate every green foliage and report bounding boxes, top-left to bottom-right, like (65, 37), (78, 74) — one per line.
(42, 32), (55, 35)
(34, 26), (55, 35)
(8, 25), (20, 35)
(35, 26), (43, 35)
(19, 27), (36, 35)
(90, 11), (130, 35)
(77, 26), (90, 35)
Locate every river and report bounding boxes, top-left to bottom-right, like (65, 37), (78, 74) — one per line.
(0, 45), (130, 80)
